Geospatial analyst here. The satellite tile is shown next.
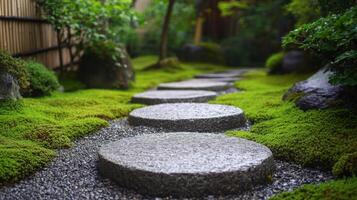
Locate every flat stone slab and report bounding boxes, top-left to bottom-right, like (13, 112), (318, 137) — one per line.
(191, 77), (240, 83)
(195, 70), (248, 79)
(132, 90), (217, 105)
(157, 80), (232, 91)
(98, 132), (275, 197)
(128, 103), (246, 132)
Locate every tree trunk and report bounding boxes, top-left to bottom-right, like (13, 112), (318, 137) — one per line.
(193, 13), (204, 45)
(158, 0), (175, 62)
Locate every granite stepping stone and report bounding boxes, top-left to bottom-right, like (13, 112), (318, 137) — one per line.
(190, 77), (240, 83)
(128, 103), (246, 132)
(132, 90), (217, 105)
(194, 70), (248, 79)
(98, 132), (275, 197)
(157, 80), (232, 92)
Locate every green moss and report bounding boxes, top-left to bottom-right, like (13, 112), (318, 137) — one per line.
(333, 152), (357, 177)
(265, 52), (284, 72)
(24, 60), (60, 97)
(212, 70), (357, 171)
(0, 55), (229, 184)
(271, 178), (357, 200)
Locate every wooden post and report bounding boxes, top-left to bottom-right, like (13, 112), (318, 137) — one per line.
(56, 29), (64, 73)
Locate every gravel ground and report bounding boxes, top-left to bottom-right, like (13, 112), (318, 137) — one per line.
(0, 119), (333, 200)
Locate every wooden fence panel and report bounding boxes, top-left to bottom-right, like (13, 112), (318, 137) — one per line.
(0, 0), (76, 70)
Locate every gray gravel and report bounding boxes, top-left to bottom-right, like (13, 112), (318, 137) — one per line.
(0, 119), (333, 200)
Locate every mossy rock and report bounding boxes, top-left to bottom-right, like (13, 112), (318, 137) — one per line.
(78, 41), (135, 89)
(0, 50), (29, 93)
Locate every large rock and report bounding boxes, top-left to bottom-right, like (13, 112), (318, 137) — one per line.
(128, 103), (246, 132)
(98, 132), (275, 197)
(283, 68), (342, 110)
(0, 72), (21, 101)
(79, 46), (135, 89)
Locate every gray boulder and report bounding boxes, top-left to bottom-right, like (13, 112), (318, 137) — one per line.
(283, 68), (342, 110)
(0, 72), (21, 101)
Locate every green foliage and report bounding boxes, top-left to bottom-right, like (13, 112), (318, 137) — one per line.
(285, 0), (321, 25)
(271, 178), (357, 200)
(197, 42), (225, 64)
(0, 50), (29, 92)
(212, 70), (357, 172)
(218, 1), (248, 17)
(265, 52), (284, 70)
(220, 0), (293, 66)
(38, 0), (134, 44)
(24, 60), (60, 97)
(0, 56), (229, 184)
(317, 0), (356, 15)
(283, 7), (357, 86)
(333, 152), (357, 177)
(137, 0), (195, 55)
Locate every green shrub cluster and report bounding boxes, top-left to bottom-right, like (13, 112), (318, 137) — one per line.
(265, 52), (284, 72)
(24, 60), (60, 97)
(283, 7), (357, 86)
(271, 178), (357, 200)
(0, 50), (29, 92)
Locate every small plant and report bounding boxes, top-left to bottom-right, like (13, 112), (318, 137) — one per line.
(265, 52), (284, 72)
(0, 49), (29, 92)
(283, 7), (357, 86)
(24, 60), (60, 97)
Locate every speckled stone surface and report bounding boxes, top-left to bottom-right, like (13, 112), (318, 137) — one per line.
(128, 103), (246, 132)
(131, 90), (217, 105)
(191, 77), (240, 83)
(194, 72), (241, 79)
(157, 80), (232, 91)
(98, 132), (275, 197)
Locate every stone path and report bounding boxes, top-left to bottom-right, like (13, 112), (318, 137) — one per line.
(0, 69), (334, 199)
(99, 69), (277, 197)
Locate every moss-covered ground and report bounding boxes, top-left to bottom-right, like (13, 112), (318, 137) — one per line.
(0, 56), (228, 185)
(211, 70), (357, 199)
(270, 178), (357, 200)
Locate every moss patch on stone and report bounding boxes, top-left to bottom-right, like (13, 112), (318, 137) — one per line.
(0, 56), (229, 185)
(212, 70), (357, 173)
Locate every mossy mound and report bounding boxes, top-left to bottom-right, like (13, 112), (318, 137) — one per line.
(271, 178), (357, 200)
(24, 60), (60, 97)
(265, 52), (284, 74)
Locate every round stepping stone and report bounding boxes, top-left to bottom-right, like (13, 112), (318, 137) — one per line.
(191, 77), (240, 83)
(132, 90), (217, 105)
(194, 72), (241, 79)
(157, 80), (232, 92)
(98, 132), (275, 197)
(128, 103), (246, 132)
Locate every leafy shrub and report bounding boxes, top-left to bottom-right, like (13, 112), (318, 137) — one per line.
(24, 60), (60, 97)
(283, 7), (357, 86)
(285, 0), (321, 26)
(0, 50), (29, 92)
(333, 152), (357, 177)
(265, 52), (284, 72)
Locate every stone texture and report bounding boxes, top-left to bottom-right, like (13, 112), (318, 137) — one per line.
(131, 90), (217, 105)
(190, 77), (240, 83)
(98, 132), (275, 197)
(0, 72), (21, 101)
(157, 80), (232, 92)
(195, 73), (241, 79)
(283, 68), (342, 110)
(128, 103), (246, 132)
